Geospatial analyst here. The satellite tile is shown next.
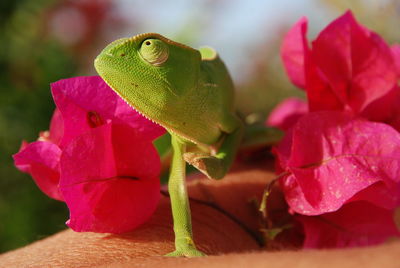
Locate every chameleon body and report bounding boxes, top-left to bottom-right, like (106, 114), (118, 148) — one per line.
(95, 33), (243, 257)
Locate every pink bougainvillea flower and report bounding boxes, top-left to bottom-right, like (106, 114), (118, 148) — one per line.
(14, 76), (165, 233)
(266, 97), (308, 131)
(281, 11), (399, 118)
(274, 111), (400, 247)
(298, 201), (399, 248)
(60, 123), (161, 233)
(275, 111), (400, 216)
(271, 11), (400, 248)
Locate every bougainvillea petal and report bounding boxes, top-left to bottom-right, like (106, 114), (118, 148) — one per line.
(389, 113), (400, 133)
(272, 128), (293, 175)
(392, 45), (400, 76)
(361, 85), (400, 123)
(13, 141), (63, 201)
(280, 17), (344, 112)
(384, 89), (400, 132)
(312, 11), (398, 114)
(113, 97), (165, 140)
(275, 111), (400, 215)
(59, 123), (160, 233)
(49, 108), (64, 145)
(281, 17), (308, 89)
(267, 97), (308, 130)
(310, 12), (353, 106)
(305, 59), (344, 112)
(51, 76), (165, 147)
(349, 182), (400, 210)
(298, 201), (400, 248)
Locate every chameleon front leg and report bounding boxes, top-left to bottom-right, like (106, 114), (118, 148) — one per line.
(165, 134), (205, 257)
(184, 119), (243, 180)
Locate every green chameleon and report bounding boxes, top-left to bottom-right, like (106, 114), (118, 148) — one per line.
(94, 33), (278, 257)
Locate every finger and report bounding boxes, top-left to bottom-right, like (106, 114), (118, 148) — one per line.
(105, 239), (400, 268)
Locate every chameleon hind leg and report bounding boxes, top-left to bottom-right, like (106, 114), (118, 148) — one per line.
(184, 117), (243, 180)
(165, 134), (205, 257)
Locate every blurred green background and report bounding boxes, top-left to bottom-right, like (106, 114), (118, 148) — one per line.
(0, 0), (399, 253)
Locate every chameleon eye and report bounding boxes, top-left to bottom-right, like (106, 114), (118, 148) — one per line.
(139, 38), (169, 66)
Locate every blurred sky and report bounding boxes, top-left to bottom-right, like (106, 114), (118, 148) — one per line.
(110, 0), (330, 82)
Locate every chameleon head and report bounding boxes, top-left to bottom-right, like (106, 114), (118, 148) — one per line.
(94, 33), (202, 126)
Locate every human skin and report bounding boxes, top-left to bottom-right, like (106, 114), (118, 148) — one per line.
(1, 162), (400, 268)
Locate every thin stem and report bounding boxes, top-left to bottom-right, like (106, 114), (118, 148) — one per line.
(259, 171), (290, 221)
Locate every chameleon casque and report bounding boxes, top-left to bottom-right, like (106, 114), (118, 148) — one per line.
(95, 33), (243, 257)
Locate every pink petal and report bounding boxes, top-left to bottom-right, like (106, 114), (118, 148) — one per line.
(51, 76), (164, 147)
(312, 11), (398, 114)
(299, 201), (399, 248)
(113, 97), (165, 140)
(389, 113), (400, 133)
(392, 45), (400, 76)
(310, 12), (353, 105)
(384, 89), (400, 131)
(305, 57), (344, 112)
(272, 128), (293, 175)
(59, 123), (161, 233)
(13, 141), (63, 201)
(349, 182), (400, 210)
(14, 141), (29, 172)
(361, 85), (400, 123)
(275, 111), (400, 215)
(267, 97), (308, 130)
(281, 16), (344, 111)
(281, 17), (308, 89)
(49, 108), (64, 145)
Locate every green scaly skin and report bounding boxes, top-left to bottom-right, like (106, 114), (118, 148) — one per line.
(94, 33), (243, 257)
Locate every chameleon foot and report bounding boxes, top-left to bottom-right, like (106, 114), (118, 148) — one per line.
(165, 247), (206, 257)
(184, 152), (226, 180)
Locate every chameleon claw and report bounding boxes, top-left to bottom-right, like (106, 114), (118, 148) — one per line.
(165, 248), (206, 257)
(184, 152), (226, 179)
